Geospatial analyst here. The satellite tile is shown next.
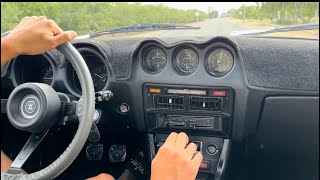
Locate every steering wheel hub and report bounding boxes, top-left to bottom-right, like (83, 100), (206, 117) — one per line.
(19, 94), (41, 119)
(7, 83), (61, 133)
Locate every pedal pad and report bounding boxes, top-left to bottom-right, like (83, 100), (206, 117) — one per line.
(109, 144), (126, 162)
(88, 123), (100, 143)
(86, 143), (103, 160)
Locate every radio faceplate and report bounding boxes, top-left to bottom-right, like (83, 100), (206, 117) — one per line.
(143, 84), (234, 137)
(157, 114), (222, 131)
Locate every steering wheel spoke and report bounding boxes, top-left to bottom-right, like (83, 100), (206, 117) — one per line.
(7, 130), (49, 174)
(1, 99), (8, 113)
(61, 101), (77, 117)
(58, 99), (84, 127)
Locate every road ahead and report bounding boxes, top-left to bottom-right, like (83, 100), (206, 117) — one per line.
(157, 18), (274, 37)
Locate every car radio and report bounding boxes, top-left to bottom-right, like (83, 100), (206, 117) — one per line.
(144, 84), (233, 179)
(143, 83), (234, 137)
(147, 133), (229, 178)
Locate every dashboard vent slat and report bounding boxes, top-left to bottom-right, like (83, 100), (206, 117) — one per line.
(154, 95), (184, 109)
(190, 96), (222, 111)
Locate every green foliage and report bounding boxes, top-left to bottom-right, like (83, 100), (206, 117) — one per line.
(227, 2), (319, 25)
(208, 10), (219, 18)
(1, 2), (209, 35)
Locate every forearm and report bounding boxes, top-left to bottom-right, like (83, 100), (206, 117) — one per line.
(118, 170), (136, 180)
(1, 36), (18, 65)
(86, 170), (135, 180)
(1, 150), (28, 174)
(1, 150), (13, 172)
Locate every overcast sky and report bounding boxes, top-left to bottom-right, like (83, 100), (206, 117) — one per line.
(133, 2), (257, 15)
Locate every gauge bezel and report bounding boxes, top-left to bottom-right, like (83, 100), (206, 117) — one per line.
(141, 45), (167, 75)
(65, 47), (110, 98)
(11, 53), (56, 87)
(173, 46), (200, 76)
(205, 47), (234, 77)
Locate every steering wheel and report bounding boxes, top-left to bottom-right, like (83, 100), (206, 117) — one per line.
(1, 43), (95, 179)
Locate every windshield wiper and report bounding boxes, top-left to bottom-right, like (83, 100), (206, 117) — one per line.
(88, 24), (200, 38)
(239, 23), (319, 36)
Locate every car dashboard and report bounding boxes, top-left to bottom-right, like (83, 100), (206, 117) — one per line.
(1, 35), (319, 180)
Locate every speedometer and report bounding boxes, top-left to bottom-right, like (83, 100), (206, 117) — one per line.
(73, 65), (108, 92)
(91, 66), (108, 91)
(174, 48), (199, 75)
(205, 48), (234, 76)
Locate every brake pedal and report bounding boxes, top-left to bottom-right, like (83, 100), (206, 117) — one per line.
(88, 123), (100, 143)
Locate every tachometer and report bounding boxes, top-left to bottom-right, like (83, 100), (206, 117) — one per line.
(142, 47), (167, 74)
(174, 48), (199, 75)
(40, 65), (53, 85)
(205, 48), (233, 76)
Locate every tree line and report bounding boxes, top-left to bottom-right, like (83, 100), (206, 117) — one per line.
(224, 2), (319, 24)
(1, 2), (214, 35)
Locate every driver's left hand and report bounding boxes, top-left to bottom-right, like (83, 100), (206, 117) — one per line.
(1, 16), (77, 64)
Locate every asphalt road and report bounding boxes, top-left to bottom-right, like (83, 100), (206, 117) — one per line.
(156, 18), (274, 37)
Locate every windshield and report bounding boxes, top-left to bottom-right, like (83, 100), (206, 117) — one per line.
(1, 2), (319, 39)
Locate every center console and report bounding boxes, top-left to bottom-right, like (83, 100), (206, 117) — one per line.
(143, 83), (233, 180)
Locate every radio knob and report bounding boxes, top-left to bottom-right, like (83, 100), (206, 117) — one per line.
(207, 144), (218, 155)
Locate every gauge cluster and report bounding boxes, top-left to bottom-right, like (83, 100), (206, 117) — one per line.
(7, 41), (235, 99)
(8, 46), (109, 98)
(140, 43), (235, 77)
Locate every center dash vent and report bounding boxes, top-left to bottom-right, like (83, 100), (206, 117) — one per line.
(190, 96), (222, 111)
(154, 95), (184, 109)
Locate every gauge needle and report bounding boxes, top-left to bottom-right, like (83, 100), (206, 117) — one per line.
(94, 73), (103, 78)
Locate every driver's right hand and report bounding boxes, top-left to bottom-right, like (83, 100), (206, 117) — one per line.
(151, 132), (203, 180)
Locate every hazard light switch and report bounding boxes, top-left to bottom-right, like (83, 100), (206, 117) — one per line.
(213, 90), (226, 96)
(200, 161), (210, 170)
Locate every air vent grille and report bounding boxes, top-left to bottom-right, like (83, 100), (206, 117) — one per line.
(190, 96), (222, 111)
(154, 95), (184, 109)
